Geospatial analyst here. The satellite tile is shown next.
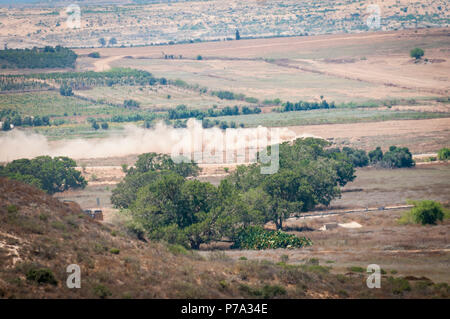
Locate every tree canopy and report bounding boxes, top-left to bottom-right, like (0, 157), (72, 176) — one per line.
(0, 156), (87, 194)
(410, 48), (425, 60)
(119, 138), (356, 249)
(111, 152), (200, 209)
(0, 46), (77, 69)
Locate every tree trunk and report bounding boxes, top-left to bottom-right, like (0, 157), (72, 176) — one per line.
(189, 239), (201, 250)
(275, 217), (282, 230)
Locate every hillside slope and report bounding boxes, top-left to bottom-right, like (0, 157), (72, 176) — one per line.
(0, 177), (447, 298)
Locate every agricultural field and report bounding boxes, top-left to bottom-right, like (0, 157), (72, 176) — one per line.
(0, 91), (104, 118)
(209, 108), (449, 128)
(97, 28), (450, 102)
(75, 84), (255, 111)
(0, 27), (449, 141)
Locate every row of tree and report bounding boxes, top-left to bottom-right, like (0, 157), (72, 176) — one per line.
(0, 46), (77, 69)
(1, 113), (51, 131)
(328, 146), (415, 168)
(275, 99), (336, 112)
(23, 68), (165, 90)
(168, 104), (261, 120)
(0, 76), (50, 92)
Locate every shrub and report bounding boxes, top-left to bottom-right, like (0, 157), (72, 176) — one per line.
(59, 83), (73, 96)
(231, 226), (312, 250)
(348, 266), (365, 273)
(123, 99), (140, 108)
(388, 277), (411, 295)
(88, 52), (100, 58)
(410, 48), (424, 60)
(7, 204), (18, 214)
(26, 268), (58, 285)
(238, 284), (286, 299)
(167, 244), (189, 255)
(1, 117), (12, 131)
(342, 147), (369, 167)
(380, 146), (415, 168)
(93, 284), (112, 298)
(409, 200), (444, 225)
(91, 121), (99, 130)
(110, 248), (120, 254)
(368, 146), (383, 163)
(261, 285), (286, 299)
(437, 147), (450, 160)
(303, 264), (330, 274)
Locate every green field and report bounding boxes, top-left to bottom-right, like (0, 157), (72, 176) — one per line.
(77, 85), (255, 111)
(0, 91), (120, 118)
(209, 108), (450, 127)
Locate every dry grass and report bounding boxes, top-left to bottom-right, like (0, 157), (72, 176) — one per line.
(215, 208), (450, 285)
(1, 177), (448, 298)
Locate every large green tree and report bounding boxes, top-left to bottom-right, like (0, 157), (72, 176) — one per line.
(0, 156), (86, 194)
(111, 153), (200, 209)
(120, 138), (359, 247)
(130, 174), (236, 249)
(226, 138), (355, 230)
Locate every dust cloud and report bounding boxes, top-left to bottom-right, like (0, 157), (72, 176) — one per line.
(0, 119), (321, 163)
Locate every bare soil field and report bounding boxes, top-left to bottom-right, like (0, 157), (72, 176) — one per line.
(75, 28), (450, 103)
(334, 163), (450, 208)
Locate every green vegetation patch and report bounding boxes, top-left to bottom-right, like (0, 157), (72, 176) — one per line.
(437, 147), (450, 161)
(0, 156), (87, 194)
(0, 46), (77, 69)
(209, 109), (450, 128)
(231, 226), (312, 250)
(26, 268), (58, 285)
(399, 200), (446, 225)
